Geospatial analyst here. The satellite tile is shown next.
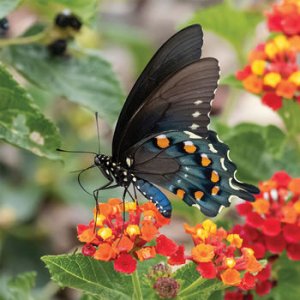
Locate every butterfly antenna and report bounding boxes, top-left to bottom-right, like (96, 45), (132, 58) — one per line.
(57, 148), (97, 155)
(95, 112), (101, 154)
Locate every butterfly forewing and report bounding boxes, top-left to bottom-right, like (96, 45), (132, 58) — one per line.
(113, 24), (203, 161)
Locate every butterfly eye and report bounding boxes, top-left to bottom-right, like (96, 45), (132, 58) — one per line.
(94, 156), (101, 165)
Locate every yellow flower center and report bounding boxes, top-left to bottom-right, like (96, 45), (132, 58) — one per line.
(126, 224), (141, 236)
(97, 227), (112, 240)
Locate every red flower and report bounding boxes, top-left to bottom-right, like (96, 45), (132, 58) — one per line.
(265, 234), (286, 254)
(236, 202), (253, 216)
(262, 218), (281, 236)
(257, 264), (271, 282)
(114, 253), (137, 274)
(82, 243), (96, 256)
(255, 280), (272, 296)
(246, 212), (264, 228)
(196, 262), (217, 279)
(261, 92), (282, 111)
(224, 290), (244, 300)
(240, 272), (256, 290)
(168, 245), (186, 265)
(156, 234), (178, 256)
(283, 224), (300, 243)
(286, 243), (300, 260)
(271, 170), (292, 188)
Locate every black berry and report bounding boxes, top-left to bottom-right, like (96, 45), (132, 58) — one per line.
(48, 39), (67, 56)
(0, 18), (9, 35)
(69, 15), (82, 31)
(55, 12), (70, 28)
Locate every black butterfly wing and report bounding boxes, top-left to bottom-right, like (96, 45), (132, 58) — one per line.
(116, 58), (219, 165)
(129, 130), (259, 217)
(112, 24), (203, 161)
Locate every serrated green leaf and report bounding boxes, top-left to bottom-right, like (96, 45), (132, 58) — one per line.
(42, 254), (133, 300)
(0, 64), (61, 159)
(182, 1), (262, 62)
(220, 74), (243, 89)
(7, 272), (36, 300)
(4, 44), (124, 126)
(0, 0), (21, 18)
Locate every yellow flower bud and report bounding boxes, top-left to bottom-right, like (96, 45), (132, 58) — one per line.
(126, 224), (140, 236)
(227, 234), (243, 248)
(97, 227), (112, 240)
(251, 60), (266, 76)
(95, 214), (106, 226)
(264, 72), (282, 87)
(196, 228), (209, 240)
(289, 71), (300, 86)
(202, 219), (217, 234)
(225, 257), (236, 268)
(265, 42), (278, 59)
(274, 35), (290, 51)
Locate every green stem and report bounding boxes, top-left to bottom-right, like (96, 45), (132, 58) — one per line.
(132, 271), (143, 300)
(0, 31), (48, 47)
(178, 276), (206, 296)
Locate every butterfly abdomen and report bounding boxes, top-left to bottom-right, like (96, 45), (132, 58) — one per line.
(134, 179), (172, 218)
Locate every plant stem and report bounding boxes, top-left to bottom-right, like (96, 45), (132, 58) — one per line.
(132, 271), (143, 300)
(178, 276), (206, 296)
(0, 31), (47, 47)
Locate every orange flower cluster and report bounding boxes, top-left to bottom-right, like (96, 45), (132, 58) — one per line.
(236, 34), (300, 110)
(237, 0), (300, 111)
(185, 220), (264, 288)
(77, 199), (183, 274)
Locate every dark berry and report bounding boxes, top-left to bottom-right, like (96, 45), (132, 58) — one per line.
(69, 15), (82, 31)
(0, 18), (9, 35)
(48, 39), (67, 56)
(55, 12), (70, 28)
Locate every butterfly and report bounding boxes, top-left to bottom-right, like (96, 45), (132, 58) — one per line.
(60, 24), (259, 218)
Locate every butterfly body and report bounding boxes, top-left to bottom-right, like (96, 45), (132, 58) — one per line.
(71, 24), (260, 218)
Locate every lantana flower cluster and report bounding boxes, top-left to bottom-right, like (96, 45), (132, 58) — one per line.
(184, 220), (264, 289)
(227, 171), (300, 298)
(267, 0), (300, 36)
(236, 0), (300, 111)
(77, 199), (185, 274)
(234, 171), (300, 261)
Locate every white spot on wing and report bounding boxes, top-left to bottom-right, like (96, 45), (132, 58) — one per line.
(190, 123), (199, 130)
(208, 143), (217, 153)
(126, 157), (133, 167)
(192, 111), (201, 118)
(157, 134), (167, 139)
(184, 131), (202, 139)
(218, 205), (225, 214)
(194, 100), (203, 105)
(184, 141), (194, 146)
(220, 158), (227, 171)
(229, 178), (240, 191)
(192, 203), (201, 210)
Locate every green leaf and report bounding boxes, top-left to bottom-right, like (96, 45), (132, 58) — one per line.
(274, 266), (300, 300)
(4, 45), (124, 125)
(0, 0), (21, 18)
(220, 74), (243, 89)
(0, 64), (61, 159)
(175, 263), (224, 300)
(27, 0), (99, 22)
(42, 254), (133, 300)
(3, 272), (36, 300)
(181, 0), (262, 62)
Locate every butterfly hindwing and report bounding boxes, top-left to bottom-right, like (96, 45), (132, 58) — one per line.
(129, 131), (258, 217)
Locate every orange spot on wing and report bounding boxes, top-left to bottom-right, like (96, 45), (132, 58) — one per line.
(176, 189), (185, 200)
(211, 171), (220, 183)
(183, 141), (197, 153)
(201, 154), (211, 167)
(211, 186), (220, 195)
(194, 191), (204, 200)
(156, 136), (170, 148)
